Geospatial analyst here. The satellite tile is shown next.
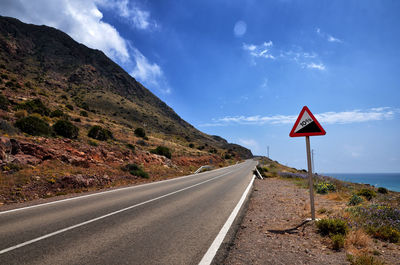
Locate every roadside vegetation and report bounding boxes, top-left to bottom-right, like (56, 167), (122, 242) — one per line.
(256, 157), (400, 264)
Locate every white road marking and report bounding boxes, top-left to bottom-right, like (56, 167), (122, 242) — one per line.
(0, 163), (244, 215)
(0, 171), (232, 255)
(198, 174), (255, 265)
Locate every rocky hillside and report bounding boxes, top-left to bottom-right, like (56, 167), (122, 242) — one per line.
(0, 16), (252, 204)
(0, 16), (252, 158)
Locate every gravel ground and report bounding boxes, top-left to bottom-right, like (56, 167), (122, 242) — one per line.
(223, 178), (399, 265)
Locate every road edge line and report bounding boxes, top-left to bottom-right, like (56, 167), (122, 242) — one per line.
(198, 174), (255, 265)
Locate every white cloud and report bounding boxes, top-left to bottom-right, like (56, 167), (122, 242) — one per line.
(243, 42), (327, 70)
(201, 107), (397, 127)
(238, 138), (258, 148)
(316, 28), (343, 43)
(234, 20), (247, 37)
(305, 62), (326, 71)
(130, 48), (171, 94)
(97, 0), (156, 30)
(242, 41), (275, 59)
(327, 35), (342, 43)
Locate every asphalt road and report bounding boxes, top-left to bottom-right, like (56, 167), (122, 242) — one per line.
(0, 160), (257, 265)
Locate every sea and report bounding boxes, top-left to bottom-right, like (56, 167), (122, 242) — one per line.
(323, 173), (400, 192)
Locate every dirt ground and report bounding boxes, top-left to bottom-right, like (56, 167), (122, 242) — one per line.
(223, 178), (400, 265)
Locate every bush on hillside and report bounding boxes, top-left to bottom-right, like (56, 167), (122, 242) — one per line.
(368, 225), (400, 243)
(377, 187), (388, 194)
(331, 234), (345, 251)
(53, 120), (79, 139)
(80, 110), (88, 117)
(50, 109), (64, 118)
(15, 115), (52, 136)
(134, 127), (146, 138)
(122, 164), (149, 179)
(151, 146), (172, 159)
(316, 182), (336, 194)
(316, 218), (348, 236)
(16, 98), (50, 116)
(0, 94), (9, 110)
(87, 125), (113, 141)
(348, 194), (363, 206)
(126, 143), (135, 152)
(357, 189), (376, 201)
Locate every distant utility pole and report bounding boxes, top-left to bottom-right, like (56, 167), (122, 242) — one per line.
(267, 146), (270, 158)
(311, 149), (315, 173)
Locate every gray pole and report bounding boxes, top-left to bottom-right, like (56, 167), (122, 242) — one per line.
(267, 146), (269, 158)
(311, 149), (315, 173)
(306, 136), (315, 220)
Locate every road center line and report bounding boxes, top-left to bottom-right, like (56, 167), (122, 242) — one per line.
(0, 171), (231, 255)
(0, 164), (241, 215)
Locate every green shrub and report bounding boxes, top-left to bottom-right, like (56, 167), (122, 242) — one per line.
(16, 98), (50, 116)
(151, 146), (172, 159)
(189, 143), (194, 148)
(0, 93), (9, 110)
(5, 81), (14, 88)
(80, 110), (88, 117)
(66, 104), (74, 110)
(52, 120), (79, 139)
(122, 164), (149, 179)
(80, 102), (90, 111)
(357, 189), (376, 201)
(88, 139), (98, 146)
(0, 73), (8, 79)
(377, 187), (388, 194)
(209, 148), (217, 154)
(126, 143), (135, 151)
(224, 153), (232, 159)
(15, 115), (52, 136)
(331, 234), (345, 250)
(368, 225), (400, 243)
(50, 109), (64, 118)
(87, 125), (113, 141)
(316, 218), (348, 236)
(348, 194), (363, 206)
(316, 182), (336, 194)
(134, 127), (146, 138)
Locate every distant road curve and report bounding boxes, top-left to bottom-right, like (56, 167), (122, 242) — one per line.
(0, 159), (257, 265)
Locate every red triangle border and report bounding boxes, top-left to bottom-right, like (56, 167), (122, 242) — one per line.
(289, 106), (326, 137)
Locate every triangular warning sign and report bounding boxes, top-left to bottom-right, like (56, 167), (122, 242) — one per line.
(289, 106), (326, 137)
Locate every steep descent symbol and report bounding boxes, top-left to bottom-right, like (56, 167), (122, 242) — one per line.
(289, 106), (326, 137)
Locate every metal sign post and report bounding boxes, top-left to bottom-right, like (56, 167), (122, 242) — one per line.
(305, 136), (315, 220)
(290, 106), (326, 221)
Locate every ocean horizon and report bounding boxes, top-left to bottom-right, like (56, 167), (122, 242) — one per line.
(323, 173), (400, 192)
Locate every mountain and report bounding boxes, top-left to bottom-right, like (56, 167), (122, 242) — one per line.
(0, 16), (252, 158)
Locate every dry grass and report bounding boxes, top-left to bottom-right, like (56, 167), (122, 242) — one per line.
(345, 229), (372, 255)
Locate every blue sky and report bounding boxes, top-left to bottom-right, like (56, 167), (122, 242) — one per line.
(1, 0), (399, 173)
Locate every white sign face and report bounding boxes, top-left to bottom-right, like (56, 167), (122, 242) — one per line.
(294, 111), (313, 133)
